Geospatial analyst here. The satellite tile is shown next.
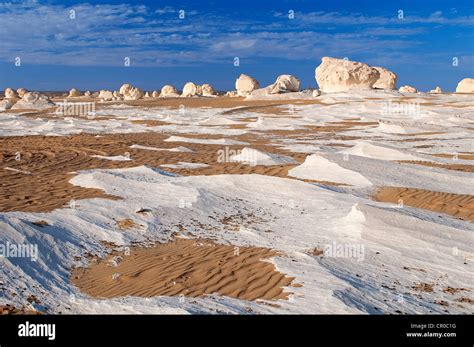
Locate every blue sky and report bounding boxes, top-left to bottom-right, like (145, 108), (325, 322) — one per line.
(0, 0), (473, 91)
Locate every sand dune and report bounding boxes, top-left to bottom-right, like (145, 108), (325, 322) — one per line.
(71, 239), (294, 301)
(374, 187), (474, 222)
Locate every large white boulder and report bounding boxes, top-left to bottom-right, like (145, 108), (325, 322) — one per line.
(181, 82), (202, 97)
(98, 90), (114, 101)
(372, 66), (397, 90)
(268, 75), (300, 94)
(201, 83), (216, 96)
(152, 91), (160, 98)
(429, 86), (443, 94)
(0, 99), (14, 111)
(455, 78), (474, 93)
(123, 87), (144, 100)
(16, 88), (28, 98)
(315, 57), (380, 93)
(119, 83), (133, 95)
(235, 74), (260, 96)
(4, 88), (18, 100)
(84, 91), (91, 97)
(11, 92), (54, 109)
(118, 83), (143, 100)
(68, 88), (81, 97)
(399, 85), (417, 93)
(160, 85), (179, 97)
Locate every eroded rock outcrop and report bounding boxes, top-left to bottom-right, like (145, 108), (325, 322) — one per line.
(456, 78), (474, 93)
(160, 85), (179, 97)
(268, 75), (300, 94)
(181, 82), (202, 97)
(235, 74), (260, 96)
(373, 66), (397, 90)
(201, 83), (216, 96)
(315, 57), (380, 93)
(429, 86), (443, 94)
(4, 88), (18, 100)
(0, 99), (13, 111)
(16, 88), (28, 98)
(399, 85), (417, 93)
(68, 88), (81, 97)
(11, 92), (54, 109)
(98, 90), (114, 101)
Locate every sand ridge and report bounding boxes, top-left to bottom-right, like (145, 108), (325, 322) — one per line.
(71, 238), (295, 301)
(374, 187), (474, 222)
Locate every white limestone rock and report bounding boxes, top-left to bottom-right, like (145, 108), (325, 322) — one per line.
(181, 82), (202, 97)
(68, 88), (81, 97)
(372, 66), (397, 90)
(11, 92), (54, 109)
(315, 57), (380, 93)
(235, 74), (260, 96)
(201, 83), (216, 96)
(123, 87), (144, 100)
(399, 85), (417, 93)
(0, 99), (14, 111)
(98, 90), (114, 101)
(4, 88), (18, 100)
(312, 89), (321, 97)
(455, 78), (474, 93)
(225, 91), (239, 97)
(16, 88), (28, 98)
(429, 86), (443, 94)
(268, 75), (301, 94)
(160, 85), (179, 97)
(119, 83), (133, 96)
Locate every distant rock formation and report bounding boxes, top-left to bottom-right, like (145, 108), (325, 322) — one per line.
(11, 92), (54, 109)
(315, 57), (380, 93)
(16, 88), (28, 98)
(68, 88), (81, 97)
(4, 88), (18, 100)
(249, 74), (301, 97)
(181, 82), (202, 97)
(225, 91), (239, 97)
(456, 78), (474, 93)
(98, 90), (114, 101)
(118, 83), (143, 100)
(312, 89), (321, 97)
(123, 87), (143, 100)
(84, 91), (91, 97)
(373, 66), (397, 90)
(429, 86), (443, 94)
(235, 74), (260, 96)
(201, 83), (216, 96)
(119, 84), (133, 95)
(0, 99), (13, 111)
(112, 91), (122, 100)
(152, 91), (160, 97)
(399, 85), (417, 93)
(144, 92), (150, 98)
(160, 85), (179, 97)
(268, 75), (300, 94)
